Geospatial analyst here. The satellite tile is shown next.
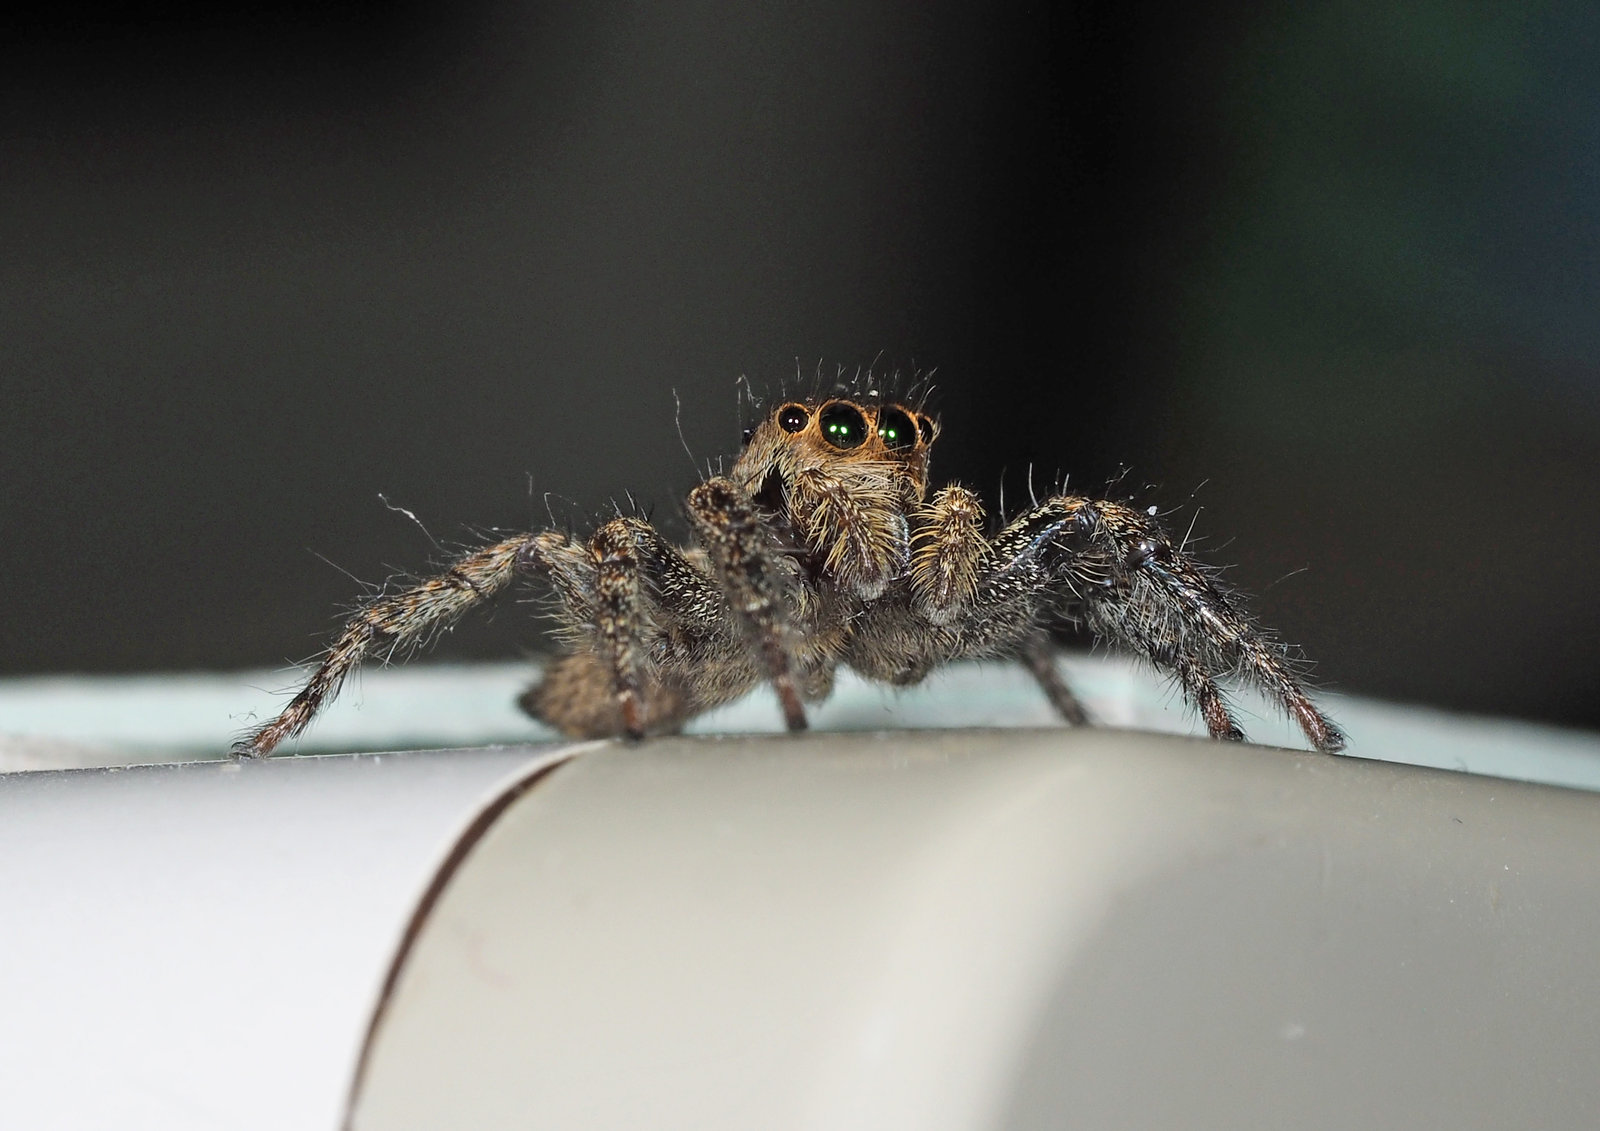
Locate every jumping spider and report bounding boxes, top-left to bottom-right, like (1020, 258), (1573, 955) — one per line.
(238, 386), (1345, 757)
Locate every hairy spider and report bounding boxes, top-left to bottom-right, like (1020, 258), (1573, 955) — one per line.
(237, 383), (1345, 757)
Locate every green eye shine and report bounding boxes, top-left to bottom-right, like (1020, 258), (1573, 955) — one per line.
(877, 407), (916, 451)
(819, 403), (868, 449)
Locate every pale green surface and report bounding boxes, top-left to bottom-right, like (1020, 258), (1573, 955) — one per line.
(1, 658), (1597, 790)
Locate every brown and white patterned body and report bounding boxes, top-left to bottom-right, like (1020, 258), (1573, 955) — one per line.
(238, 386), (1344, 756)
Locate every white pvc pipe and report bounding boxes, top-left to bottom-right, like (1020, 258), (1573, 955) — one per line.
(0, 746), (577, 1131)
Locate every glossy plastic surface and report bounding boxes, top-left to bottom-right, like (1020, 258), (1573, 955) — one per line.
(349, 730), (1600, 1131)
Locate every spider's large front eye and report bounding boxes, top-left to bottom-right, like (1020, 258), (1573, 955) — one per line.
(877, 406), (916, 451)
(819, 402), (868, 449)
(777, 404), (809, 433)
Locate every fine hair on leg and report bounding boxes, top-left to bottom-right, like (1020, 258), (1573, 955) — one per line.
(686, 477), (808, 731)
(235, 534), (537, 757)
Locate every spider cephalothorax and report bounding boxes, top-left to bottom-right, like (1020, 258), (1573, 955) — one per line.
(732, 397), (937, 601)
(238, 386), (1344, 757)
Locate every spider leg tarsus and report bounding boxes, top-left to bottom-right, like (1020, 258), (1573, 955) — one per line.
(1289, 695), (1347, 752)
(1176, 653), (1247, 742)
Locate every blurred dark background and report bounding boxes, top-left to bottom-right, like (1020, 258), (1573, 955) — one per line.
(3, 2), (1597, 728)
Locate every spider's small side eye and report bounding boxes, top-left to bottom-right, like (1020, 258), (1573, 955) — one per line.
(777, 404), (809, 433)
(916, 416), (935, 445)
(741, 427), (756, 447)
(819, 402), (868, 449)
(877, 406), (916, 451)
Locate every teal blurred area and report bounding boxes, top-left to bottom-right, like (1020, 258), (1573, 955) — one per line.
(5, 659), (1599, 796)
(1126, 3), (1600, 727)
(1, 2), (1596, 729)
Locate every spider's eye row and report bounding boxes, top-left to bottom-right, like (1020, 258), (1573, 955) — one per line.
(777, 404), (810, 433)
(877, 406), (917, 451)
(819, 402), (868, 449)
(917, 415), (935, 445)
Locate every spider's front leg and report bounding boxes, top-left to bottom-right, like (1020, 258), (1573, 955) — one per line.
(686, 477), (810, 731)
(992, 495), (1345, 752)
(236, 532), (558, 757)
(522, 516), (734, 739)
(904, 485), (1088, 725)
